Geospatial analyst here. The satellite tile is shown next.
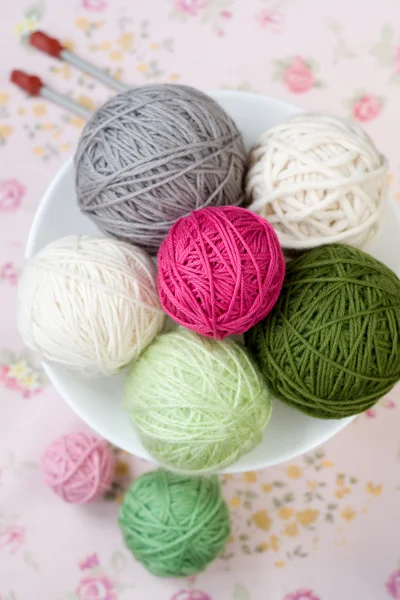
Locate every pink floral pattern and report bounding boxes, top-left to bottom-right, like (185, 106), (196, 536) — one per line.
(174, 0), (206, 16)
(0, 354), (45, 398)
(365, 396), (396, 418)
(79, 553), (100, 570)
(394, 46), (400, 74)
(256, 8), (285, 32)
(370, 25), (400, 83)
(386, 570), (400, 599)
(170, 0), (232, 36)
(283, 591), (320, 600)
(82, 0), (108, 10)
(171, 591), (212, 600)
(76, 575), (117, 600)
(273, 56), (323, 94)
(352, 94), (383, 122)
(0, 179), (25, 212)
(2, 1), (400, 599)
(284, 57), (315, 93)
(0, 262), (19, 285)
(0, 525), (25, 554)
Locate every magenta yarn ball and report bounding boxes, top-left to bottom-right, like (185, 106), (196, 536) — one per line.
(157, 206), (285, 339)
(41, 432), (115, 504)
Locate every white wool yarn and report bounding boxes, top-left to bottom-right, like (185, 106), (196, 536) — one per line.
(17, 236), (165, 376)
(246, 114), (388, 249)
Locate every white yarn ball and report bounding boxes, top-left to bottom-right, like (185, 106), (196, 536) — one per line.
(246, 113), (388, 249)
(17, 236), (165, 376)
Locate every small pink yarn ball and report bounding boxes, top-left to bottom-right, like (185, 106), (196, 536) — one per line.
(41, 432), (115, 504)
(157, 206), (285, 339)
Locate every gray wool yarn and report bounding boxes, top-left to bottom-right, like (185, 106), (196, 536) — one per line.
(75, 84), (247, 254)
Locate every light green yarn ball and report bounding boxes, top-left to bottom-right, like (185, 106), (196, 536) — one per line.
(119, 469), (230, 577)
(124, 328), (272, 474)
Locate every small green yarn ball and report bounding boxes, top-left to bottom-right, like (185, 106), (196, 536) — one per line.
(245, 244), (400, 419)
(124, 328), (271, 474)
(118, 469), (230, 577)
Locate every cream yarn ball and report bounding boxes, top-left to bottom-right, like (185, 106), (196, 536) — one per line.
(17, 236), (165, 376)
(246, 114), (388, 249)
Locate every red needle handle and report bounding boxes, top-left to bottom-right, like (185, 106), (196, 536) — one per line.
(29, 31), (64, 58)
(10, 70), (43, 96)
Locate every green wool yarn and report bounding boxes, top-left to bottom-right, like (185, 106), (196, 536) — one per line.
(124, 328), (271, 474)
(118, 469), (230, 577)
(245, 244), (400, 419)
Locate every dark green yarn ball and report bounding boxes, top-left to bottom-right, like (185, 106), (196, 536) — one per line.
(119, 469), (230, 577)
(245, 244), (400, 419)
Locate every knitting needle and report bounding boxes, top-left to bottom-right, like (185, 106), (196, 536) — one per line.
(10, 70), (92, 119)
(29, 31), (129, 93)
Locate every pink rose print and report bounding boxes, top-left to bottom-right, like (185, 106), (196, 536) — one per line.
(76, 574), (117, 600)
(0, 525), (25, 554)
(174, 0), (206, 16)
(82, 0), (108, 10)
(1, 262), (19, 285)
(171, 591), (211, 600)
(256, 8), (285, 33)
(353, 94), (382, 122)
(79, 553), (100, 570)
(365, 408), (376, 418)
(386, 569), (400, 599)
(0, 179), (25, 212)
(0, 365), (22, 392)
(220, 10), (232, 19)
(283, 56), (315, 93)
(283, 591), (320, 600)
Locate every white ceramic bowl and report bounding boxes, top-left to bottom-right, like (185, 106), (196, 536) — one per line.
(26, 91), (400, 473)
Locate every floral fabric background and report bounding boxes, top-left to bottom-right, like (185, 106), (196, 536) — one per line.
(1, 0), (400, 599)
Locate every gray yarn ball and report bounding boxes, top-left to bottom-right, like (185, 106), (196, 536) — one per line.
(75, 84), (247, 254)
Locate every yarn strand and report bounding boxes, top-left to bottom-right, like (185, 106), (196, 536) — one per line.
(76, 84), (247, 254)
(124, 328), (272, 474)
(245, 244), (400, 419)
(246, 114), (388, 249)
(18, 236), (165, 375)
(119, 470), (231, 577)
(158, 206), (285, 339)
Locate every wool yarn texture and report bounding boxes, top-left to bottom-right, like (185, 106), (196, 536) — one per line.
(41, 432), (115, 503)
(124, 328), (272, 474)
(157, 206), (285, 339)
(17, 235), (165, 376)
(119, 469), (230, 577)
(75, 84), (247, 255)
(245, 244), (400, 419)
(246, 113), (388, 250)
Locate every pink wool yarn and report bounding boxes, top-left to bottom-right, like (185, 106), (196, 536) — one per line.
(158, 206), (285, 339)
(41, 433), (115, 504)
